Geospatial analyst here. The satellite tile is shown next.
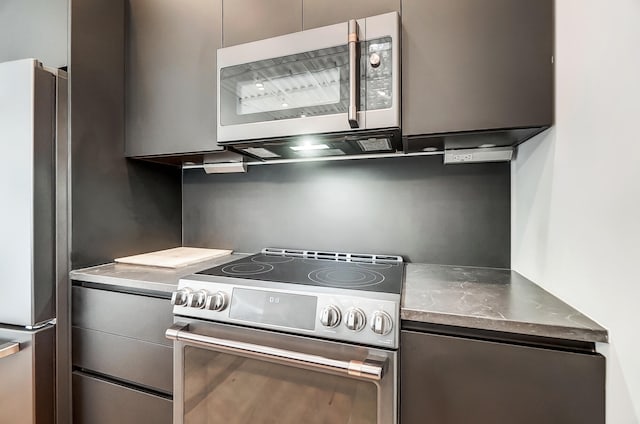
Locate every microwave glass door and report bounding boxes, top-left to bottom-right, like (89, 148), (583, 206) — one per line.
(182, 345), (378, 424)
(219, 37), (393, 127)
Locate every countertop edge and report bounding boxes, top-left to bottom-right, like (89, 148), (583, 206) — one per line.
(69, 272), (176, 295)
(400, 308), (609, 344)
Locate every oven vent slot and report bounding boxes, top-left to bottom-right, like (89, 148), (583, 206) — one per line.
(262, 248), (403, 264)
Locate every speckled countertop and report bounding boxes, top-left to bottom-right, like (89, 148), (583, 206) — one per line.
(402, 264), (608, 343)
(70, 257), (608, 343)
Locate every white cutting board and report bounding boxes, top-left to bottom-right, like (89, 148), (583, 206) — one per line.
(115, 247), (233, 269)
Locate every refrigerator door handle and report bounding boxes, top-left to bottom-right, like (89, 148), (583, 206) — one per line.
(0, 341), (19, 359)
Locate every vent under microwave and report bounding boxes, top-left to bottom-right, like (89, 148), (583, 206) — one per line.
(231, 128), (402, 161)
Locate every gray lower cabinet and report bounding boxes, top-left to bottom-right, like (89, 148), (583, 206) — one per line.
(222, 0), (302, 47)
(73, 372), (172, 424)
(400, 330), (605, 424)
(125, 0), (223, 157)
(302, 0), (399, 29)
(72, 284), (174, 422)
(402, 0), (553, 137)
(72, 327), (173, 393)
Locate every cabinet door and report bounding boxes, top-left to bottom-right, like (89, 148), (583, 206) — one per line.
(400, 330), (605, 424)
(402, 0), (553, 136)
(125, 0), (223, 157)
(222, 0), (302, 47)
(73, 372), (172, 424)
(302, 0), (399, 29)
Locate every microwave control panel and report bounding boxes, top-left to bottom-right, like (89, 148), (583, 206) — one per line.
(363, 36), (393, 111)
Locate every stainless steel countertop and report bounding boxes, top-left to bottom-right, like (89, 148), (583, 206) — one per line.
(402, 263), (608, 343)
(70, 258), (608, 343)
(69, 254), (247, 294)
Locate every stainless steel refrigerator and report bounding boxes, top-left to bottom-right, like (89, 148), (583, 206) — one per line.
(0, 59), (68, 424)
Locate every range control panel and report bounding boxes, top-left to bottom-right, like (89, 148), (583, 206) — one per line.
(171, 278), (399, 349)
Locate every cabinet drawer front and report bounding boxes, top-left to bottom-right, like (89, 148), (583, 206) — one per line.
(73, 371), (172, 424)
(72, 285), (173, 346)
(73, 327), (173, 394)
(400, 330), (605, 424)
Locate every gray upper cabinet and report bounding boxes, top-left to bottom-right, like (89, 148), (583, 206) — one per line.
(222, 0), (302, 47)
(402, 0), (553, 137)
(125, 0), (552, 158)
(302, 0), (399, 29)
(125, 0), (223, 157)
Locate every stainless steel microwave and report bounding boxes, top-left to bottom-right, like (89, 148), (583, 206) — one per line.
(217, 12), (400, 160)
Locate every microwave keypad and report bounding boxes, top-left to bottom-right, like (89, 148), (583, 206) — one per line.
(364, 38), (393, 111)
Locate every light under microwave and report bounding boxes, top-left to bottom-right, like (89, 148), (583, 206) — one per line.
(217, 12), (400, 160)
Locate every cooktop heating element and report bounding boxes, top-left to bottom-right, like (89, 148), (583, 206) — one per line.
(198, 249), (404, 293)
(172, 248), (405, 348)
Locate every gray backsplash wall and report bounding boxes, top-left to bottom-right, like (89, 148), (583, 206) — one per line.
(71, 0), (182, 268)
(183, 155), (510, 267)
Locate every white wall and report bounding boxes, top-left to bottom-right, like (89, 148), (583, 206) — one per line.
(0, 0), (68, 68)
(512, 1), (640, 423)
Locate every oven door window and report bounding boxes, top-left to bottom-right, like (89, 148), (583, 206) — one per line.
(183, 346), (378, 423)
(219, 37), (393, 126)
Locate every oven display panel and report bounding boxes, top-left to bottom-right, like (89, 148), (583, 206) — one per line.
(229, 288), (318, 330)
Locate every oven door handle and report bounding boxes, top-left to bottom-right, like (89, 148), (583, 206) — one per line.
(166, 323), (385, 381)
(348, 18), (360, 128)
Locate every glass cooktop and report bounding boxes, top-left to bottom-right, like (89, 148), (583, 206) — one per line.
(197, 253), (404, 294)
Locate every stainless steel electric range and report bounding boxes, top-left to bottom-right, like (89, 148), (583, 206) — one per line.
(167, 248), (404, 424)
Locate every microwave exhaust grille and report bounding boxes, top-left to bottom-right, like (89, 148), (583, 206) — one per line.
(356, 138), (392, 152)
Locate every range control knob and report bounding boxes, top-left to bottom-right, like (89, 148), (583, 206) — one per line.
(369, 53), (381, 68)
(188, 289), (209, 309)
(370, 311), (393, 336)
(170, 288), (192, 307)
(344, 308), (366, 332)
(319, 305), (342, 328)
(206, 291), (228, 312)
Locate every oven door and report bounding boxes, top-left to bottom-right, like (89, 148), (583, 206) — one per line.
(167, 319), (397, 424)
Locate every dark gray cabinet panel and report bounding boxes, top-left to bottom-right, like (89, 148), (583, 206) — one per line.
(71, 0), (182, 268)
(222, 0), (302, 47)
(72, 327), (173, 394)
(73, 372), (172, 424)
(72, 286), (173, 346)
(400, 330), (605, 424)
(302, 0), (399, 29)
(125, 0), (223, 156)
(72, 286), (174, 394)
(402, 0), (553, 136)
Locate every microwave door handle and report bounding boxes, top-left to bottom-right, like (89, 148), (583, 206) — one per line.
(348, 19), (360, 128)
(0, 342), (19, 359)
(166, 323), (385, 381)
